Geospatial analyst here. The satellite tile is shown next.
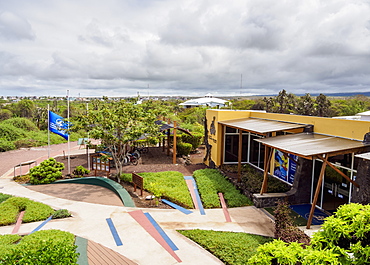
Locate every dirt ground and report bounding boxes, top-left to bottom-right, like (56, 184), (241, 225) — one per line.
(54, 146), (207, 208)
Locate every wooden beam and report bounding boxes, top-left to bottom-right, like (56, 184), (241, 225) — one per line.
(237, 130), (243, 182)
(173, 121), (177, 164)
(317, 154), (359, 188)
(260, 146), (273, 194)
(167, 119), (170, 156)
(307, 154), (327, 229)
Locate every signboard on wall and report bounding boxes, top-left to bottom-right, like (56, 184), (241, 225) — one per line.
(274, 149), (297, 185)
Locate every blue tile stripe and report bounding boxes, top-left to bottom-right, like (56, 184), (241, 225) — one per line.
(161, 199), (193, 215)
(184, 176), (205, 215)
(30, 216), (53, 234)
(144, 212), (179, 251)
(106, 218), (123, 246)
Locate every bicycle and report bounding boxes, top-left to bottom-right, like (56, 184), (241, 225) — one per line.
(123, 152), (138, 166)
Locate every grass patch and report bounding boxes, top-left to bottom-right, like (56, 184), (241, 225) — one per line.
(193, 169), (252, 208)
(0, 195), (71, 226)
(178, 229), (273, 265)
(0, 230), (78, 264)
(121, 171), (193, 208)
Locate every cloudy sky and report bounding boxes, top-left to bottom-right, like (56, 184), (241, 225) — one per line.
(1, 0), (370, 98)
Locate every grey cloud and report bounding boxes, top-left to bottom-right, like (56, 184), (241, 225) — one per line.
(0, 11), (35, 41)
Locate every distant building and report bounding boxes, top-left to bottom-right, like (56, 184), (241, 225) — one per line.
(179, 93), (229, 108)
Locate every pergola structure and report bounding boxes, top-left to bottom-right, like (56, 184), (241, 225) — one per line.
(256, 133), (370, 228)
(218, 117), (310, 181)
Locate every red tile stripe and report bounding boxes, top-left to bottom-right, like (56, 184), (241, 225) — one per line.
(128, 210), (182, 263)
(185, 179), (199, 209)
(218, 193), (232, 222)
(12, 211), (25, 234)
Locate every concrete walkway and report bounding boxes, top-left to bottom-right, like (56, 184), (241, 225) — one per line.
(0, 144), (275, 265)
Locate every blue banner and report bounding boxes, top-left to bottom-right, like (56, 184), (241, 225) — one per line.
(49, 111), (69, 140)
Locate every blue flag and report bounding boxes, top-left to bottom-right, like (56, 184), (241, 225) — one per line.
(49, 111), (69, 140)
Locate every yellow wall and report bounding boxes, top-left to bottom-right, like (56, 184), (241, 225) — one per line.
(206, 109), (370, 166)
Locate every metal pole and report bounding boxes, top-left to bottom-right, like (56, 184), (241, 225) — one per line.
(67, 90), (71, 175)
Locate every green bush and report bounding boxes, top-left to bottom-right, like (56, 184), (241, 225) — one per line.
(0, 124), (26, 141)
(0, 230), (78, 264)
(248, 203), (370, 264)
(180, 132), (203, 150)
(0, 196), (54, 226)
(121, 171), (193, 208)
(29, 157), (65, 184)
(176, 142), (192, 156)
(73, 165), (90, 177)
(193, 169), (252, 208)
(52, 209), (72, 219)
(179, 229), (273, 265)
(0, 193), (13, 204)
(1, 117), (38, 131)
(0, 139), (15, 152)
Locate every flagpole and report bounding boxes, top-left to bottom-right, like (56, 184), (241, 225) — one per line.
(47, 104), (50, 158)
(87, 102), (90, 171)
(67, 90), (71, 175)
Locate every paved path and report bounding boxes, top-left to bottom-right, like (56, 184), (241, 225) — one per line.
(0, 144), (275, 265)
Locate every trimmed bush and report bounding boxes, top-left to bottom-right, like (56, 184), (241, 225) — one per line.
(180, 132), (203, 151)
(0, 230), (78, 264)
(179, 229), (272, 265)
(29, 157), (65, 184)
(121, 171), (193, 208)
(176, 142), (192, 156)
(1, 117), (38, 131)
(0, 196), (54, 226)
(193, 169), (252, 208)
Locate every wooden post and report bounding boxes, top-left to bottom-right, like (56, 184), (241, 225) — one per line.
(173, 121), (177, 164)
(307, 154), (327, 229)
(167, 119), (171, 156)
(260, 146), (272, 194)
(237, 130), (243, 182)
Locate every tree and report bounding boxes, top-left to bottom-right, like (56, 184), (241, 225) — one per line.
(296, 93), (315, 116)
(315, 94), (332, 117)
(74, 100), (167, 181)
(0, 109), (12, 121)
(13, 99), (35, 118)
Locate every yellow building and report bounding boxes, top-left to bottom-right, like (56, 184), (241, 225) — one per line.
(205, 109), (370, 228)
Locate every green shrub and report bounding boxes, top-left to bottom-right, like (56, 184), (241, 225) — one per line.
(0, 193), (13, 203)
(193, 168), (252, 208)
(179, 229), (272, 265)
(0, 196), (54, 226)
(73, 165), (90, 177)
(180, 132), (203, 151)
(52, 209), (72, 219)
(120, 171), (193, 208)
(0, 139), (15, 152)
(0, 230), (78, 264)
(176, 142), (192, 156)
(14, 138), (40, 149)
(0, 124), (26, 141)
(1, 117), (38, 131)
(13, 174), (31, 183)
(29, 157), (65, 184)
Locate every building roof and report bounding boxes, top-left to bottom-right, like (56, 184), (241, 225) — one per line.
(255, 132), (370, 159)
(219, 118), (308, 135)
(179, 96), (228, 107)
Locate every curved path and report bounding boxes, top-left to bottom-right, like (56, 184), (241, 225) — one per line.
(0, 144), (275, 265)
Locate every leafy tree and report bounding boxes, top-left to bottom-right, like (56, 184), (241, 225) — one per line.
(296, 93), (315, 116)
(230, 99), (256, 110)
(315, 94), (332, 117)
(13, 99), (35, 118)
(74, 100), (167, 181)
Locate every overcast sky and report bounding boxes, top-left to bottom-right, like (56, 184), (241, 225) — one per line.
(1, 0), (370, 98)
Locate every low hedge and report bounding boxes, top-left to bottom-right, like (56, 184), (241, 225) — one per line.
(178, 229), (272, 265)
(0, 196), (54, 226)
(193, 169), (252, 208)
(121, 171), (193, 208)
(176, 142), (192, 156)
(0, 230), (78, 264)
